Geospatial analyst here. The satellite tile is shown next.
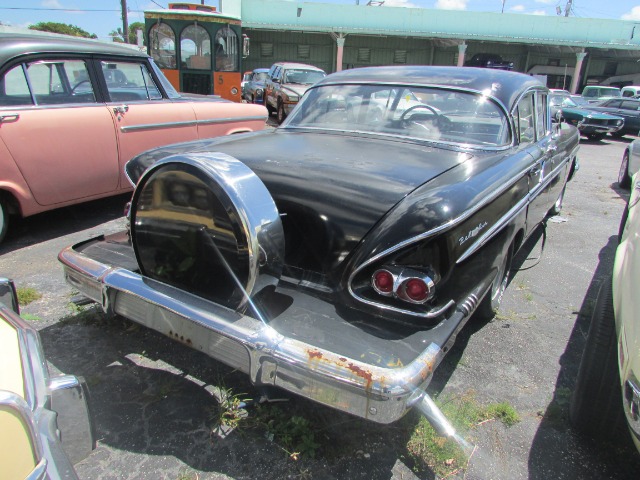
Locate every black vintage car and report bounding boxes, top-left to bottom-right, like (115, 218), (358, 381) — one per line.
(59, 66), (579, 435)
(464, 53), (514, 70)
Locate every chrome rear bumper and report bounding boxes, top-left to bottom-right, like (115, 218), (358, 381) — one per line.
(59, 235), (465, 426)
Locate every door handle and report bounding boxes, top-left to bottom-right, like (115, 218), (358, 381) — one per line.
(0, 113), (20, 122)
(113, 105), (129, 115)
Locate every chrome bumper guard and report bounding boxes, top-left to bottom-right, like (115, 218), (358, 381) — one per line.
(59, 241), (457, 427)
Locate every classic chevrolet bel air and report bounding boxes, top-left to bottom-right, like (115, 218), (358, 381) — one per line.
(59, 66), (579, 435)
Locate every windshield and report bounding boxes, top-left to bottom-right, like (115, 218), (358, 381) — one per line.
(254, 72), (269, 82)
(550, 94), (578, 108)
(283, 69), (326, 85)
(285, 84), (510, 147)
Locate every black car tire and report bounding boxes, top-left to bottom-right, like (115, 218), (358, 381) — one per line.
(476, 243), (513, 320)
(277, 101), (287, 124)
(618, 151), (632, 189)
(611, 131), (626, 139)
(0, 197), (8, 244)
(266, 99), (275, 115)
(569, 277), (628, 442)
(586, 133), (606, 141)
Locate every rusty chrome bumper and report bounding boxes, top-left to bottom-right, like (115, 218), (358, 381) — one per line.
(59, 237), (465, 428)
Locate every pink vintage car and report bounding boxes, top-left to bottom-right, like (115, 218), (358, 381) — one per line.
(0, 31), (267, 242)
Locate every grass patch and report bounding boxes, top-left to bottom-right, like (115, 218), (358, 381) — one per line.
(16, 287), (42, 306)
(483, 402), (521, 426)
(20, 313), (41, 322)
(406, 391), (521, 477)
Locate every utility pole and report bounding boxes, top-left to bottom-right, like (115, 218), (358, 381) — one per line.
(502, 0), (506, 14)
(121, 0), (129, 43)
(564, 0), (573, 17)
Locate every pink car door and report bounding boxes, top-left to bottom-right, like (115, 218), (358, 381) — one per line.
(99, 60), (198, 187)
(0, 60), (119, 207)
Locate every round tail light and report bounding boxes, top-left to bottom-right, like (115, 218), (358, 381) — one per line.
(372, 269), (394, 295)
(403, 278), (429, 303)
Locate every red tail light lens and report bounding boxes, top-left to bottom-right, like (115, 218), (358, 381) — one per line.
(403, 278), (428, 302)
(372, 269), (394, 295)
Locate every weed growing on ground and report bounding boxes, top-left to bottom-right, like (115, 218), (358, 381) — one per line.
(483, 402), (521, 426)
(208, 385), (249, 432)
(16, 287), (42, 305)
(406, 391), (521, 477)
(19, 313), (41, 322)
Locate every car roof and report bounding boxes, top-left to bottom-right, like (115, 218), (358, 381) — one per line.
(314, 65), (544, 112)
(273, 62), (325, 71)
(253, 68), (270, 72)
(0, 31), (148, 67)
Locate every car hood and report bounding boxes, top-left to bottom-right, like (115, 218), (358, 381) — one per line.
(127, 130), (474, 271)
(559, 107), (622, 119)
(280, 84), (313, 97)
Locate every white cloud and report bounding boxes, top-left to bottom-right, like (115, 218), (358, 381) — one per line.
(384, 0), (419, 7)
(510, 5), (525, 12)
(42, 0), (62, 7)
(622, 6), (640, 21)
(532, 10), (546, 15)
(434, 0), (468, 10)
(535, 0), (555, 4)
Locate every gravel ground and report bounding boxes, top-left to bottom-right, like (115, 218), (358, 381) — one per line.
(1, 136), (639, 480)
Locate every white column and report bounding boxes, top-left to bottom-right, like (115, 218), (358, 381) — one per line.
(336, 35), (346, 72)
(457, 42), (467, 67)
(570, 51), (587, 94)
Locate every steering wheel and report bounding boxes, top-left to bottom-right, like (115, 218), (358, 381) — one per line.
(399, 104), (440, 122)
(71, 80), (91, 93)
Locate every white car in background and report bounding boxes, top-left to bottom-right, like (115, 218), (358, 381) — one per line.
(619, 139), (640, 189)
(570, 173), (640, 452)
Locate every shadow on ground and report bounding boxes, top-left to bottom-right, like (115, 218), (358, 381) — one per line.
(528, 235), (640, 479)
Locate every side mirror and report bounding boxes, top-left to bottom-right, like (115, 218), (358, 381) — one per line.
(242, 34), (250, 59)
(0, 277), (19, 314)
(552, 109), (563, 124)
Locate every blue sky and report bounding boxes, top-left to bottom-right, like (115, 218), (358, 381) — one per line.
(1, 1), (640, 41)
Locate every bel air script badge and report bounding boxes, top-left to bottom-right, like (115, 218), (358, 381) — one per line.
(458, 221), (489, 246)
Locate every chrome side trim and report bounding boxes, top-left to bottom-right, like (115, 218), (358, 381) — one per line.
(457, 193), (530, 264)
(349, 154), (570, 313)
(347, 162), (532, 316)
(120, 115), (267, 133)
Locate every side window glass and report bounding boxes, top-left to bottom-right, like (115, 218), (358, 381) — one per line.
(102, 61), (162, 102)
(26, 60), (95, 105)
(517, 93), (535, 145)
(535, 92), (548, 139)
(0, 64), (32, 106)
(607, 100), (621, 108)
(214, 26), (238, 72)
(149, 23), (176, 69)
(622, 100), (639, 110)
(181, 24), (211, 70)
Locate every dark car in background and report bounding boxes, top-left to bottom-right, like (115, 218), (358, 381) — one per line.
(464, 53), (514, 70)
(588, 98), (640, 138)
(242, 68), (270, 104)
(59, 66), (579, 436)
(550, 92), (624, 141)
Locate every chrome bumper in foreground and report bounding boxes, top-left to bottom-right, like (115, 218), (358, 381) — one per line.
(59, 236), (462, 431)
